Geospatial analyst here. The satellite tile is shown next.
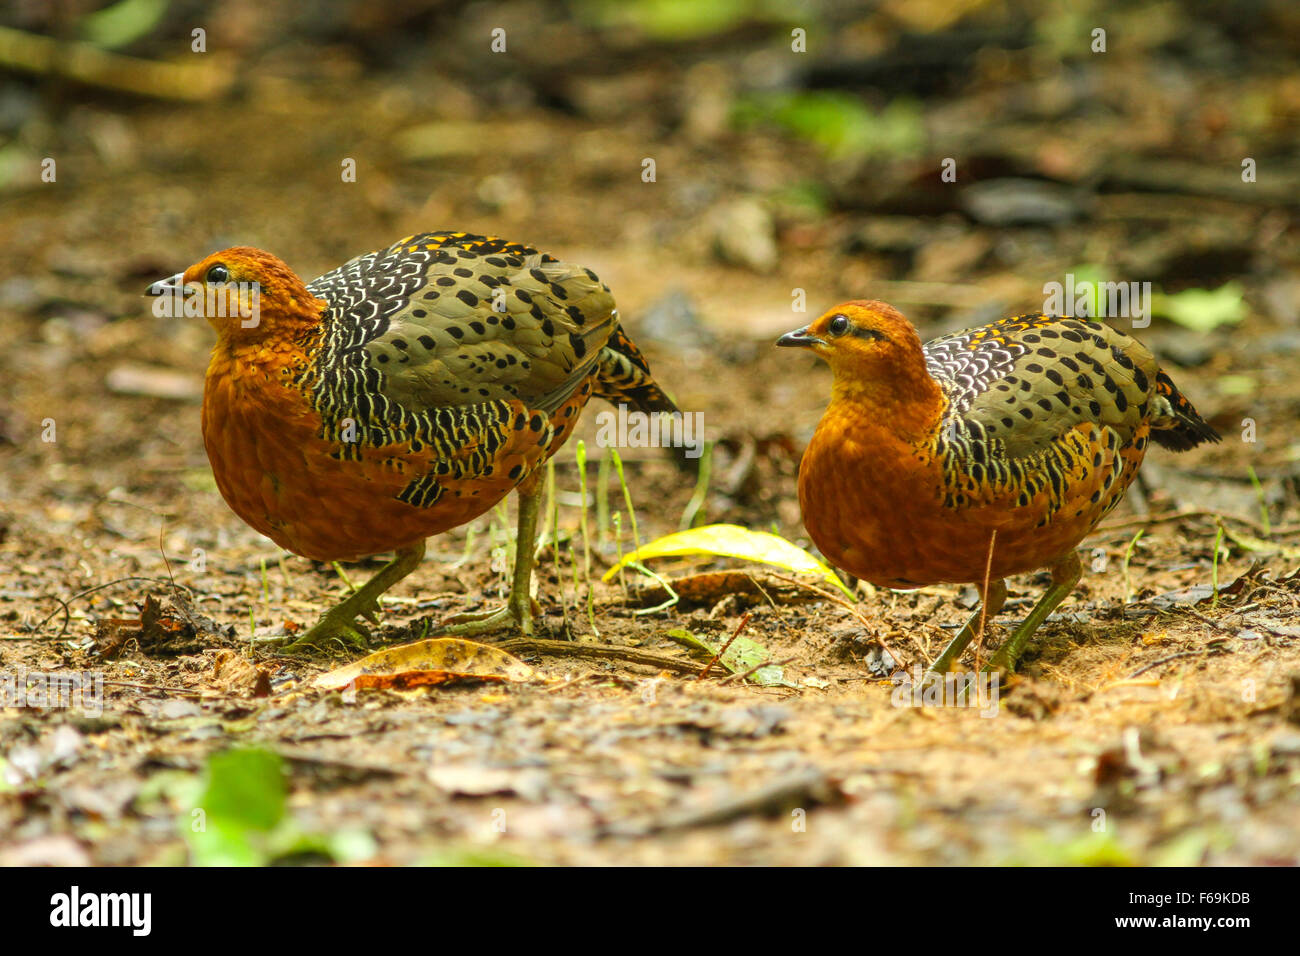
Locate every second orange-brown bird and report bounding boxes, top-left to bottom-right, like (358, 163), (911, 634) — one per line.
(779, 300), (1218, 673)
(149, 231), (676, 651)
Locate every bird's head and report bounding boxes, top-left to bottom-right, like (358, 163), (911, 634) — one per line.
(777, 299), (924, 373)
(777, 300), (939, 418)
(146, 247), (324, 342)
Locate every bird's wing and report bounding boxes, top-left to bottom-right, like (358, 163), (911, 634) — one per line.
(925, 313), (1159, 460)
(306, 232), (616, 426)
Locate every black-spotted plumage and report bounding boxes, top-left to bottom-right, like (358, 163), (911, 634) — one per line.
(299, 231), (672, 457)
(921, 313), (1218, 524)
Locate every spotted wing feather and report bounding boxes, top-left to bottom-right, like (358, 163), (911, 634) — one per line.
(297, 231), (671, 515)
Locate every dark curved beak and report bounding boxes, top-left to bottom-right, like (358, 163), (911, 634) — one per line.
(145, 272), (183, 297)
(776, 325), (824, 349)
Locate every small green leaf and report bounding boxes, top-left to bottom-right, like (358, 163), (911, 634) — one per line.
(80, 0), (171, 50)
(1005, 831), (1137, 866)
(664, 628), (715, 659)
(734, 92), (923, 160)
(184, 748), (286, 866)
(1153, 282), (1246, 333)
(1215, 373), (1257, 397)
(418, 846), (538, 866)
(200, 748), (285, 831)
(663, 628), (795, 687)
(720, 635), (791, 686)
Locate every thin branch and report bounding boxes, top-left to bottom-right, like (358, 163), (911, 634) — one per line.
(698, 612), (751, 681)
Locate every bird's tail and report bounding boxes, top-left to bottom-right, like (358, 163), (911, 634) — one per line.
(593, 325), (679, 415)
(1150, 369), (1220, 451)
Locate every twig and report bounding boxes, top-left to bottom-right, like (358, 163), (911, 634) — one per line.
(1179, 606), (1239, 636)
(1097, 509), (1274, 538)
(610, 768), (836, 837)
(101, 680), (234, 698)
(744, 573), (780, 612)
(29, 576), (192, 639)
(973, 530), (996, 671)
(497, 637), (699, 677)
(698, 612), (752, 681)
(718, 656), (796, 685)
(1125, 650), (1212, 680)
(0, 24), (232, 101)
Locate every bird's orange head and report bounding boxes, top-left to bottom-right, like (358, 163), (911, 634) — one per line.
(777, 300), (942, 434)
(146, 247), (325, 343)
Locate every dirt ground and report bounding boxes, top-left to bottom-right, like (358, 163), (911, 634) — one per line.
(2, 1), (1299, 866)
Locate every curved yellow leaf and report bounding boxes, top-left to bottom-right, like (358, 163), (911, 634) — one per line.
(602, 523), (853, 598)
(309, 638), (535, 691)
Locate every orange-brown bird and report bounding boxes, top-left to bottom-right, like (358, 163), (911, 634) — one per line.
(778, 301), (1218, 673)
(148, 231), (676, 650)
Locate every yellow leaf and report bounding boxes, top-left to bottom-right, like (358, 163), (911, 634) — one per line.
(602, 523), (854, 598)
(309, 638), (535, 691)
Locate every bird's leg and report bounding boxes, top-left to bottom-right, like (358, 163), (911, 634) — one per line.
(280, 541), (426, 652)
(440, 475), (543, 637)
(983, 550), (1083, 673)
(928, 578), (1007, 674)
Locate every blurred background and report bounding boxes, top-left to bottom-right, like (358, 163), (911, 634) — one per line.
(2, 0), (1300, 867)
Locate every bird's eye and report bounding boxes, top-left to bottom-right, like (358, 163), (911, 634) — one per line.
(828, 314), (850, 337)
(206, 264), (230, 284)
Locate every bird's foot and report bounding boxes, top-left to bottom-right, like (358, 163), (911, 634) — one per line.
(278, 607), (373, 654)
(439, 596), (540, 638)
(982, 626), (1031, 674)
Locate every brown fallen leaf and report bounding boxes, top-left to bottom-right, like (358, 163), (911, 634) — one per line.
(139, 591), (224, 655)
(630, 570), (821, 608)
(209, 650), (272, 698)
(309, 637), (536, 692)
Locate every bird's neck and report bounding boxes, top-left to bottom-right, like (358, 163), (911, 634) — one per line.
(205, 326), (320, 408)
(826, 360), (944, 446)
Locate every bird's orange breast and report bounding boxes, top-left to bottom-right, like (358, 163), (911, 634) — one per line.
(798, 399), (1144, 587)
(201, 345), (513, 562)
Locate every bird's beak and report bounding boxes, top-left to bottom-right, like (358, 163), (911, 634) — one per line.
(145, 273), (184, 297)
(776, 325), (825, 349)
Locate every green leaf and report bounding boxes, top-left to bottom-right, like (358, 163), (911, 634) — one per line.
(418, 846), (538, 866)
(1152, 282), (1246, 333)
(603, 523), (854, 598)
(1005, 831), (1137, 866)
(574, 0), (769, 40)
(187, 818), (264, 867)
(734, 92), (923, 160)
(80, 0), (171, 50)
(184, 748), (286, 866)
(1063, 264), (1109, 317)
(200, 748), (285, 831)
(664, 628), (715, 659)
(663, 628), (794, 687)
(719, 634), (791, 686)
